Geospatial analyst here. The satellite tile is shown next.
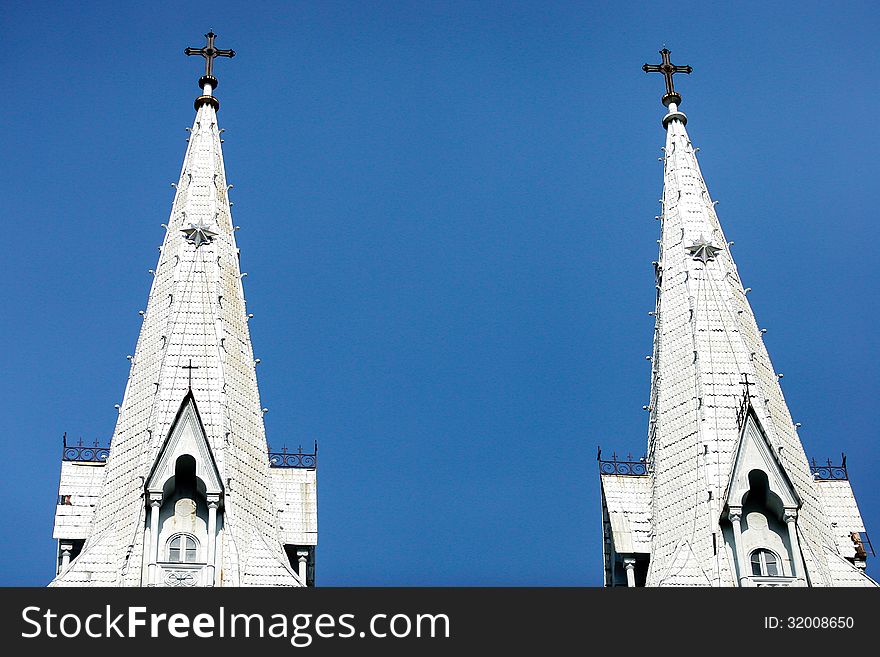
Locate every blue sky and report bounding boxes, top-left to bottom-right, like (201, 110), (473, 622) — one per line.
(1, 1), (878, 585)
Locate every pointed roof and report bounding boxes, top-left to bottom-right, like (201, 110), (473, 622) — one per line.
(642, 56), (840, 586)
(723, 401), (800, 511)
(52, 39), (299, 586)
(145, 391), (223, 495)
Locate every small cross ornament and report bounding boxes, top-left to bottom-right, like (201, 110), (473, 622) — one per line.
(182, 359), (200, 389)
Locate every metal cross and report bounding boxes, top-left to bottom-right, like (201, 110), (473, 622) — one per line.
(185, 31), (235, 79)
(740, 373), (754, 398)
(643, 48), (692, 98)
(182, 359), (200, 389)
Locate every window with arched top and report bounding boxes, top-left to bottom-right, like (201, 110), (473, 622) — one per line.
(750, 548), (780, 577)
(166, 533), (199, 563)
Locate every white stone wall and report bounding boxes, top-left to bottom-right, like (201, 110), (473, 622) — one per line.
(816, 479), (867, 560)
(53, 461), (106, 540)
(272, 468), (318, 547)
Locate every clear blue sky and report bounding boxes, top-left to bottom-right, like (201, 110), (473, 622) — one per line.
(1, 2), (877, 585)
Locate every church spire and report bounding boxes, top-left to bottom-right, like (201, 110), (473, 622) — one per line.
(639, 49), (867, 586)
(50, 33), (308, 587)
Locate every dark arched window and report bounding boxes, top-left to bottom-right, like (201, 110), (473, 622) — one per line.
(167, 533), (199, 563)
(750, 548), (780, 577)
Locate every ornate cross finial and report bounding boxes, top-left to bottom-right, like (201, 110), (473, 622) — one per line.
(643, 48), (692, 107)
(185, 31), (235, 83)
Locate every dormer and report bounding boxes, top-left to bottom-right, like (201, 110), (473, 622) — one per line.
(144, 392), (224, 586)
(722, 402), (804, 587)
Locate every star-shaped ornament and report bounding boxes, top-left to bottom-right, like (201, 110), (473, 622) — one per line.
(181, 220), (218, 248)
(686, 235), (722, 264)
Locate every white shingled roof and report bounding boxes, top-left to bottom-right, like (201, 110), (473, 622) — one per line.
(601, 474), (652, 554)
(53, 462), (106, 540)
(272, 468), (318, 547)
(815, 479), (867, 559)
(823, 548), (878, 587)
(51, 96), (306, 587)
(642, 108), (839, 585)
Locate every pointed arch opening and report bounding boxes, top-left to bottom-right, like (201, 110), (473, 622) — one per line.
(157, 454), (209, 565)
(742, 470), (785, 522)
(724, 467), (800, 586)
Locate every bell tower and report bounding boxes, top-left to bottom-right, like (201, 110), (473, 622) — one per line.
(51, 33), (317, 587)
(599, 49), (875, 587)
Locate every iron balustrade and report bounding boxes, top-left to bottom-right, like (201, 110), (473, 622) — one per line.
(598, 450), (648, 476)
(61, 434), (318, 470)
(268, 445), (318, 469)
(62, 435), (109, 463)
(810, 456), (848, 481)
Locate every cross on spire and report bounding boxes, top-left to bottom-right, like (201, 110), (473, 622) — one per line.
(643, 48), (692, 106)
(740, 372), (754, 397)
(735, 372), (756, 430)
(185, 31), (235, 84)
(182, 359), (200, 389)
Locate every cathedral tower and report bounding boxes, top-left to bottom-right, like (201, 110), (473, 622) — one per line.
(599, 50), (874, 587)
(51, 33), (317, 587)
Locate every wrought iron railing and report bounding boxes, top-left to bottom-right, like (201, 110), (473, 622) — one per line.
(810, 455), (848, 481)
(268, 443), (318, 469)
(598, 449), (648, 476)
(61, 434), (318, 470)
(62, 434), (110, 463)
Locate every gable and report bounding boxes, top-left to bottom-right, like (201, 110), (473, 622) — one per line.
(724, 408), (799, 511)
(145, 391), (223, 495)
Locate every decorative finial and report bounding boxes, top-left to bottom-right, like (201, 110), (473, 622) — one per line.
(185, 31), (235, 111)
(643, 48), (692, 108)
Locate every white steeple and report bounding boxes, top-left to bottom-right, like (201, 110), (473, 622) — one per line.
(51, 33), (312, 587)
(600, 50), (875, 587)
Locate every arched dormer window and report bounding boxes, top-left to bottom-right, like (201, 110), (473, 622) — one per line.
(750, 548), (780, 577)
(166, 533), (199, 563)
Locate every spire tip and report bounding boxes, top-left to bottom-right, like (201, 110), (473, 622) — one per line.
(643, 47), (692, 127)
(185, 31), (235, 110)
